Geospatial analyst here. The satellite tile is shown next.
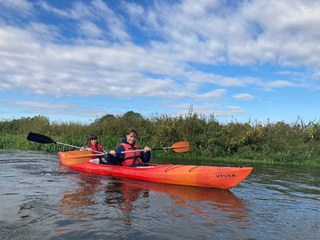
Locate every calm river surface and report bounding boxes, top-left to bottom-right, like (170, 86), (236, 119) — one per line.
(0, 149), (319, 240)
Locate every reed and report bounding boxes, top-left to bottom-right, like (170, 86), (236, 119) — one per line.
(1, 112), (320, 165)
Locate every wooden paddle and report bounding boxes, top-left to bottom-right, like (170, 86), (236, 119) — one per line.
(63, 151), (105, 165)
(27, 132), (104, 154)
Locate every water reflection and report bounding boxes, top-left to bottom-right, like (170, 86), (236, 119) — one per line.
(120, 179), (249, 228)
(59, 177), (101, 219)
(58, 173), (248, 228)
(104, 181), (150, 226)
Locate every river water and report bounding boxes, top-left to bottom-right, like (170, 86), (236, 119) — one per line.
(0, 149), (319, 240)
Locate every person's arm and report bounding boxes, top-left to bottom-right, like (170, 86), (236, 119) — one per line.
(107, 145), (125, 164)
(141, 147), (151, 163)
(98, 143), (105, 153)
(80, 144), (90, 151)
(106, 153), (116, 164)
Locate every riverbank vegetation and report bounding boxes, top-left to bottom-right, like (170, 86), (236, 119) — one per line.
(1, 110), (320, 165)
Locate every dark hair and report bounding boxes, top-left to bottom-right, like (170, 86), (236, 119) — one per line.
(88, 133), (97, 140)
(126, 127), (138, 137)
(82, 133), (98, 147)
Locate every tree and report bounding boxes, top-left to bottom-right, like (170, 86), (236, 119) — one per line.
(123, 111), (143, 119)
(93, 114), (116, 124)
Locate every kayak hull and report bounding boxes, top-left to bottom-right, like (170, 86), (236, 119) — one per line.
(58, 152), (253, 189)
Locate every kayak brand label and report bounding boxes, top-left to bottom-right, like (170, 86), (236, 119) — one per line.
(216, 173), (236, 178)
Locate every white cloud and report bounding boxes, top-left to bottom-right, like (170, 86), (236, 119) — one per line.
(232, 93), (254, 101)
(1, 0), (320, 123)
(78, 20), (102, 38)
(0, 0), (33, 14)
(3, 101), (106, 117)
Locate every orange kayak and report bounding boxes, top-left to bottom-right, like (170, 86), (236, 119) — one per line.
(58, 152), (253, 189)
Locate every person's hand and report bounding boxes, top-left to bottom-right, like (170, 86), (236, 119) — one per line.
(109, 150), (116, 156)
(144, 147), (150, 152)
(86, 147), (92, 152)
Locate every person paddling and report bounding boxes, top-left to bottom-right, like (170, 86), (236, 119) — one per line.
(107, 128), (151, 166)
(81, 133), (107, 164)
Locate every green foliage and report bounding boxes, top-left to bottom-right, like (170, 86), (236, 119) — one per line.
(1, 111), (320, 165)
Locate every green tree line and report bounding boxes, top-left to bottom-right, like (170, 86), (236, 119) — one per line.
(1, 110), (320, 165)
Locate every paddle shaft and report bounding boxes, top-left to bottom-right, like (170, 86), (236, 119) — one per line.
(119, 142), (189, 154)
(122, 146), (171, 153)
(55, 141), (104, 154)
(55, 141), (82, 150)
(85, 146), (175, 155)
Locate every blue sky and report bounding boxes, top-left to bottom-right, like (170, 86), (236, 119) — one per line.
(1, 0), (320, 125)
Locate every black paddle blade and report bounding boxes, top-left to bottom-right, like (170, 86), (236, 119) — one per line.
(27, 132), (56, 144)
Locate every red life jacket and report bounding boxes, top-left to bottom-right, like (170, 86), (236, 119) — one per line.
(91, 143), (104, 159)
(120, 142), (143, 166)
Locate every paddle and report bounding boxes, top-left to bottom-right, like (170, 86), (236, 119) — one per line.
(121, 141), (190, 153)
(27, 132), (189, 165)
(63, 151), (105, 165)
(27, 132), (104, 154)
(62, 141), (189, 165)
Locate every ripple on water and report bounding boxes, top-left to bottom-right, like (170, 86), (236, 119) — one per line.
(1, 150), (320, 240)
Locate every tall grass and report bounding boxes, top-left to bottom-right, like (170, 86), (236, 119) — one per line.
(1, 112), (320, 165)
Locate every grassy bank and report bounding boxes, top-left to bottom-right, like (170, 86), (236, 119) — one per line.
(1, 111), (320, 166)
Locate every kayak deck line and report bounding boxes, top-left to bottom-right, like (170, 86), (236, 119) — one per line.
(164, 165), (201, 173)
(188, 166), (200, 172)
(164, 164), (187, 172)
